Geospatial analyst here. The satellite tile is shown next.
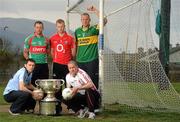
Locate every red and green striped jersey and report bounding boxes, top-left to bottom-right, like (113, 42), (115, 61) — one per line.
(75, 25), (99, 63)
(24, 33), (49, 64)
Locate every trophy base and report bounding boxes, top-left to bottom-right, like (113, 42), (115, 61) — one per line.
(40, 100), (57, 115)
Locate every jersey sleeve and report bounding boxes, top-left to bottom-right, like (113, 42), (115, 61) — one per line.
(66, 74), (71, 88)
(93, 25), (99, 35)
(78, 71), (91, 84)
(18, 71), (26, 83)
(74, 30), (78, 42)
(29, 74), (33, 85)
(71, 36), (76, 49)
(24, 36), (31, 50)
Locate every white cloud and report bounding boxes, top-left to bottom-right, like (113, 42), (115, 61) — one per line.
(0, 0), (180, 48)
(0, 0), (67, 22)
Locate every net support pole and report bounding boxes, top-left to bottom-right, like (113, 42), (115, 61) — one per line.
(158, 0), (171, 90)
(66, 0), (84, 13)
(105, 0), (141, 18)
(159, 0), (171, 76)
(66, 0), (70, 33)
(99, 0), (104, 108)
(66, 0), (84, 33)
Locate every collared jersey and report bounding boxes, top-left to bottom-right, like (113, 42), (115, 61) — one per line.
(3, 67), (32, 95)
(66, 68), (97, 95)
(50, 32), (75, 65)
(24, 33), (49, 64)
(75, 25), (99, 63)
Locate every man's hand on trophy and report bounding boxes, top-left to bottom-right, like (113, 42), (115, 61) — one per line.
(32, 89), (44, 101)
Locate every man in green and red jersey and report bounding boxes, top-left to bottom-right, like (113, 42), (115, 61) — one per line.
(24, 21), (49, 86)
(50, 19), (76, 115)
(75, 6), (107, 89)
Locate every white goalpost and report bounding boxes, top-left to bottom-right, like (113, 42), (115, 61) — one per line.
(66, 0), (180, 113)
(99, 0), (105, 108)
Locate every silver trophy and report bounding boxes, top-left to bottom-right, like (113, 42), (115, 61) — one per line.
(35, 79), (65, 115)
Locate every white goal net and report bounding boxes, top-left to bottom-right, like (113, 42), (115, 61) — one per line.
(67, 0), (180, 112)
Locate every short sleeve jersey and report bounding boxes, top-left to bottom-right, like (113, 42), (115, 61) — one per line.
(75, 25), (99, 63)
(24, 33), (49, 64)
(50, 32), (75, 65)
(3, 67), (32, 95)
(66, 68), (97, 95)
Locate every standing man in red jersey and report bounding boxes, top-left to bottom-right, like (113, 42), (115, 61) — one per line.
(50, 19), (76, 115)
(24, 21), (49, 86)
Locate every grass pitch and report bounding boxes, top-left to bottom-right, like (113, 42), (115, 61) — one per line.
(1, 83), (180, 122)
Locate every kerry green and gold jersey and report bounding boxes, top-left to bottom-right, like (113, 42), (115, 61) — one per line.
(75, 25), (99, 63)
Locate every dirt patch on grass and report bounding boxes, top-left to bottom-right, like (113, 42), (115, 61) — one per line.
(0, 103), (69, 114)
(0, 105), (10, 113)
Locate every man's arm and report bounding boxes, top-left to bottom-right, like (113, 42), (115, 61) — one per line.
(49, 38), (55, 58)
(72, 73), (94, 95)
(66, 82), (71, 88)
(26, 83), (36, 91)
(19, 81), (33, 95)
(66, 76), (71, 88)
(23, 49), (29, 60)
(71, 38), (76, 60)
(46, 38), (50, 55)
(78, 81), (93, 90)
(72, 81), (93, 96)
(23, 37), (30, 60)
(51, 48), (54, 58)
(87, 6), (107, 25)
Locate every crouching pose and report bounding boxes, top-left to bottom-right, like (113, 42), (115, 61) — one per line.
(3, 59), (43, 115)
(64, 60), (100, 119)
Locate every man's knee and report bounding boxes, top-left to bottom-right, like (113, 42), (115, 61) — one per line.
(20, 92), (31, 99)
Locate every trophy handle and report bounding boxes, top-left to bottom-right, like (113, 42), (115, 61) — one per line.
(35, 79), (40, 87)
(55, 79), (65, 90)
(59, 79), (65, 86)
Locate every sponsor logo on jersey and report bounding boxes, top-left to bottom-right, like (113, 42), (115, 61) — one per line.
(56, 44), (65, 53)
(29, 46), (47, 54)
(78, 35), (98, 46)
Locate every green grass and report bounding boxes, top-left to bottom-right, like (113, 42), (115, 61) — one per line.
(1, 83), (180, 122)
(0, 84), (8, 105)
(1, 105), (180, 122)
(103, 82), (180, 111)
(172, 83), (180, 93)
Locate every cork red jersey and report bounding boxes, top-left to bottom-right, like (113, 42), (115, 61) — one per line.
(50, 32), (75, 65)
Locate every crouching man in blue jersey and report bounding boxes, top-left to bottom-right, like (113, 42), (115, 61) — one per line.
(3, 59), (42, 115)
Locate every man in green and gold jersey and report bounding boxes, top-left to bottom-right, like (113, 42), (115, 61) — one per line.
(23, 21), (49, 86)
(75, 6), (107, 89)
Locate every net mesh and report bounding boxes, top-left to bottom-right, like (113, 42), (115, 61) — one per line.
(68, 0), (180, 112)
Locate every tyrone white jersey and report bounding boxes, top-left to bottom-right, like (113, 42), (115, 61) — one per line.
(66, 68), (97, 95)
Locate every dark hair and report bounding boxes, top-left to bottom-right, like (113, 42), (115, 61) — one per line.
(26, 58), (35, 64)
(56, 19), (65, 25)
(34, 21), (44, 28)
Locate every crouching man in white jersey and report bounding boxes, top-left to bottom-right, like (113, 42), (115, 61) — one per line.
(64, 60), (100, 119)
